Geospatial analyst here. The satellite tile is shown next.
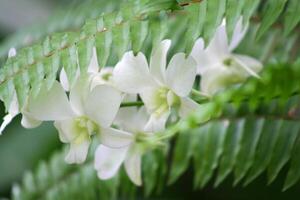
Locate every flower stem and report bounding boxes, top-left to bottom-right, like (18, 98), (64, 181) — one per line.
(191, 89), (211, 98)
(120, 90), (209, 108)
(120, 101), (144, 107)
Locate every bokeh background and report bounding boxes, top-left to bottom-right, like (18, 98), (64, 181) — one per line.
(0, 1), (300, 199)
(0, 0), (71, 197)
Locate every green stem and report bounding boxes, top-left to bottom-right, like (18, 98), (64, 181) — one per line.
(120, 101), (144, 107)
(191, 88), (211, 98)
(120, 89), (209, 108)
(145, 125), (181, 145)
(119, 89), (208, 142)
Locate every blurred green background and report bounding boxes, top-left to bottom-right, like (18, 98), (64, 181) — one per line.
(0, 0), (300, 199)
(0, 0), (68, 197)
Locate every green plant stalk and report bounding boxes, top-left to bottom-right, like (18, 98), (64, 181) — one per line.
(120, 88), (210, 135)
(119, 90), (210, 145)
(120, 101), (144, 107)
(191, 88), (211, 98)
(120, 89), (210, 108)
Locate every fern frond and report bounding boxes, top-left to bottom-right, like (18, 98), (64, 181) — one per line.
(11, 141), (132, 200)
(167, 62), (300, 190)
(0, 0), (120, 59)
(12, 62), (300, 199)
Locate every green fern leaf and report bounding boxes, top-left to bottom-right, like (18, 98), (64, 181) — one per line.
(203, 0), (226, 43)
(284, 0), (300, 35)
(226, 0), (245, 41)
(256, 0), (288, 40)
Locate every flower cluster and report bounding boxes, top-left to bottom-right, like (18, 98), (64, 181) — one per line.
(0, 19), (262, 185)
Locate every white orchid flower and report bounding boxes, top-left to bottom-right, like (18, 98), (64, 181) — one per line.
(113, 40), (198, 132)
(60, 47), (114, 91)
(25, 76), (132, 164)
(90, 67), (114, 89)
(1, 49), (20, 134)
(0, 93), (18, 134)
(0, 48), (41, 135)
(191, 18), (262, 95)
(59, 47), (97, 91)
(95, 103), (151, 186)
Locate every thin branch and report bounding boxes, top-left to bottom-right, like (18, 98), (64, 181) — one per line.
(179, 0), (202, 7)
(191, 88), (211, 99)
(120, 101), (144, 107)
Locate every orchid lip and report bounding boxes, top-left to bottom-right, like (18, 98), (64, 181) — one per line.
(152, 87), (180, 118)
(223, 57), (234, 67)
(72, 116), (99, 144)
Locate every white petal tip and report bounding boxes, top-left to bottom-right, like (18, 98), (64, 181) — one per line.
(0, 114), (14, 135)
(8, 48), (17, 58)
(161, 39), (171, 47)
(124, 51), (134, 58)
(253, 72), (261, 79)
(64, 156), (85, 164)
(64, 145), (88, 164)
(221, 18), (226, 26)
(96, 172), (115, 180)
(133, 180), (142, 186)
(59, 68), (70, 91)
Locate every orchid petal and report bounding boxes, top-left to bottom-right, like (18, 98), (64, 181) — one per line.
(205, 24), (230, 60)
(190, 38), (210, 74)
(0, 114), (14, 135)
(0, 93), (20, 134)
(114, 95), (142, 126)
(200, 65), (239, 95)
(229, 17), (248, 51)
(65, 139), (90, 164)
(69, 77), (91, 115)
(144, 111), (170, 132)
(54, 119), (76, 143)
(166, 53), (197, 97)
(149, 40), (171, 82)
(132, 107), (149, 132)
(8, 93), (19, 116)
(113, 51), (156, 94)
(191, 36), (226, 75)
(114, 106), (138, 132)
(100, 67), (114, 75)
(90, 67), (114, 89)
(100, 127), (133, 148)
(26, 81), (75, 121)
(59, 67), (80, 92)
(8, 48), (17, 58)
(140, 86), (170, 131)
(59, 68), (70, 91)
(233, 54), (262, 78)
(140, 87), (159, 114)
(115, 100), (149, 133)
(21, 114), (42, 129)
(84, 85), (122, 127)
(95, 145), (128, 180)
(88, 47), (99, 73)
(179, 98), (199, 118)
(125, 151), (142, 186)
(139, 86), (170, 119)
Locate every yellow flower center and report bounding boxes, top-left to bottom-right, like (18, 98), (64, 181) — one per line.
(101, 72), (112, 81)
(153, 87), (180, 117)
(72, 116), (99, 144)
(222, 57), (250, 82)
(223, 57), (234, 67)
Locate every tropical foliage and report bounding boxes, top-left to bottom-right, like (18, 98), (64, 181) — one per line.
(1, 0), (300, 199)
